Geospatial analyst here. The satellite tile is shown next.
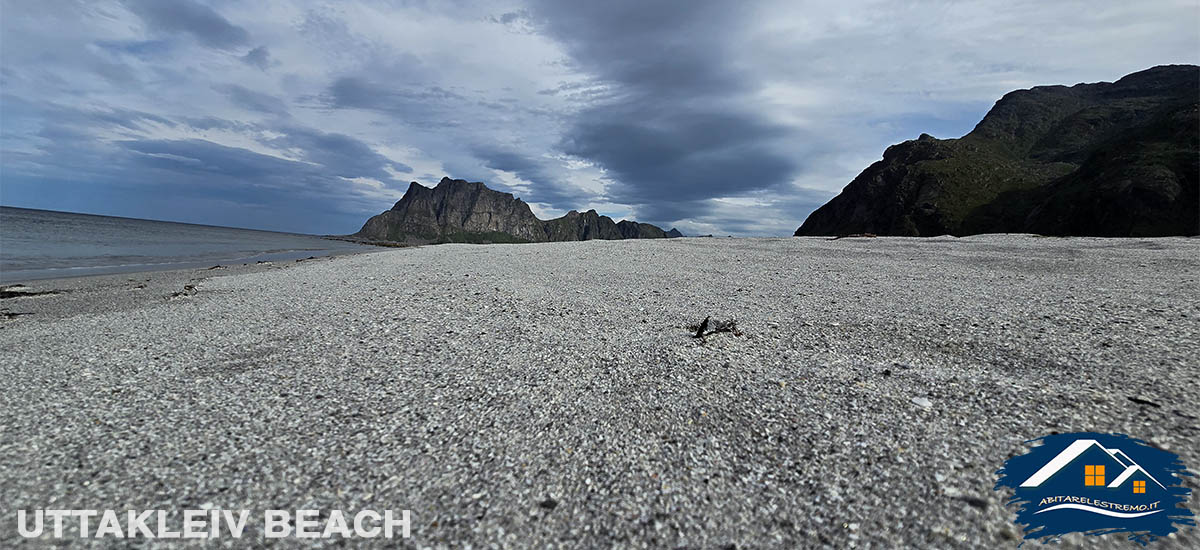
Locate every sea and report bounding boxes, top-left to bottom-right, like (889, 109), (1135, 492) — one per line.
(0, 206), (372, 283)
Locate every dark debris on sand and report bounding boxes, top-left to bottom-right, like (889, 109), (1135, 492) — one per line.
(689, 316), (743, 340)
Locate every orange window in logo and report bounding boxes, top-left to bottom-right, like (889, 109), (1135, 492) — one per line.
(1085, 465), (1106, 486)
(1134, 480), (1146, 494)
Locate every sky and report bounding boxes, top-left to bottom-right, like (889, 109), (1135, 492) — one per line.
(1, 1), (1197, 236)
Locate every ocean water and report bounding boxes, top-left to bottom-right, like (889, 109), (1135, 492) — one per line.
(0, 207), (371, 283)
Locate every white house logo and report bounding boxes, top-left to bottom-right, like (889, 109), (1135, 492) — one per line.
(995, 432), (1194, 545)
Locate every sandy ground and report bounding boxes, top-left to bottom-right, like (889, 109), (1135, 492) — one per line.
(1, 235), (1198, 549)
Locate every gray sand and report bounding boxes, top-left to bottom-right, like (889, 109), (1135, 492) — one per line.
(1, 235), (1198, 548)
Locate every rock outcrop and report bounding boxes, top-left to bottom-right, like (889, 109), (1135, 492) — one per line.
(795, 65), (1199, 237)
(543, 209), (672, 240)
(355, 177), (678, 244)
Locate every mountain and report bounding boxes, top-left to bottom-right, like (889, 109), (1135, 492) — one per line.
(354, 177), (677, 244)
(795, 65), (1199, 237)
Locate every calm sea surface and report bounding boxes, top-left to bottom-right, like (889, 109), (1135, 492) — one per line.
(0, 206), (371, 282)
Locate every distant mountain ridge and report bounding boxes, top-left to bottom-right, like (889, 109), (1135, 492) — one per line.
(354, 177), (681, 244)
(795, 65), (1200, 237)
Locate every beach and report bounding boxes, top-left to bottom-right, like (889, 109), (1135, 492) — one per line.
(1, 235), (1198, 548)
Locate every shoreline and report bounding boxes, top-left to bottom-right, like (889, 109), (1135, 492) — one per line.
(0, 205), (386, 285)
(0, 242), (381, 285)
(0, 250), (386, 322)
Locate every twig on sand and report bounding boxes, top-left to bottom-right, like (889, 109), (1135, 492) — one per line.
(828, 233), (877, 241)
(689, 316), (742, 341)
(1127, 396), (1161, 408)
(170, 284), (198, 298)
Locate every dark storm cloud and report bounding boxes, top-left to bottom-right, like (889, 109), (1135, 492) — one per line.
(0, 95), (175, 136)
(115, 128), (408, 189)
(94, 39), (174, 58)
(524, 0), (801, 222)
(123, 0), (250, 50)
(561, 109), (795, 204)
(488, 11), (528, 25)
(240, 46), (273, 70)
(123, 138), (297, 180)
(269, 127), (413, 178)
(471, 147), (547, 181)
(178, 116), (261, 132)
(2, 92), (409, 230)
(110, 138), (395, 231)
(6, 86), (408, 186)
(325, 77), (465, 127)
(471, 145), (597, 208)
(107, 137), (408, 231)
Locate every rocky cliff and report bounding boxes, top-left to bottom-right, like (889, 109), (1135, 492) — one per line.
(795, 65), (1199, 237)
(355, 177), (679, 244)
(543, 209), (670, 240)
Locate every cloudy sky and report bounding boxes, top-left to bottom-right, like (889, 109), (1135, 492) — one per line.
(2, 1), (1196, 236)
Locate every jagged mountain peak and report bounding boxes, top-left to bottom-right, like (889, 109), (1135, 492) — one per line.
(356, 177), (678, 244)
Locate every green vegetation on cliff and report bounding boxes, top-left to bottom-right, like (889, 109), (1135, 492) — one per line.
(796, 65), (1199, 237)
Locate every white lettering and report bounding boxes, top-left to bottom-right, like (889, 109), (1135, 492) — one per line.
(183, 510), (207, 538)
(95, 510), (123, 538)
(127, 510), (155, 538)
(16, 510), (43, 538)
(223, 510), (248, 538)
(384, 510), (410, 538)
(15, 509), (408, 539)
(295, 509), (320, 538)
(354, 510), (381, 538)
(323, 510), (352, 538)
(46, 510), (68, 538)
(74, 510), (97, 537)
(156, 511), (180, 538)
(264, 510), (291, 538)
